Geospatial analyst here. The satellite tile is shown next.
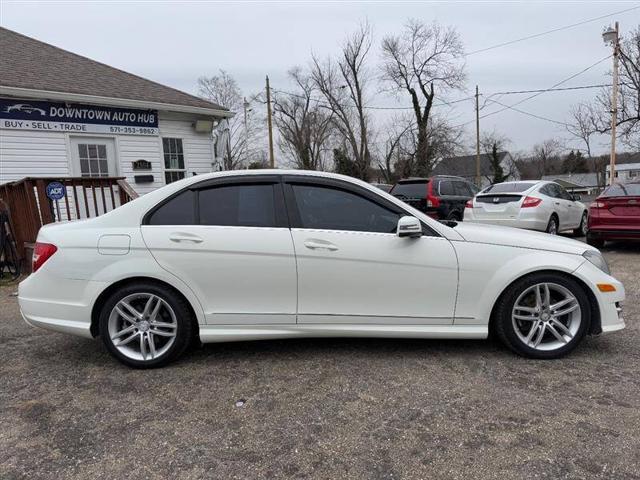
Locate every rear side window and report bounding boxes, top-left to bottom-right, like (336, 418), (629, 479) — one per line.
(291, 184), (400, 234)
(147, 190), (195, 225)
(390, 182), (427, 198)
(438, 180), (455, 196)
(199, 184), (276, 227)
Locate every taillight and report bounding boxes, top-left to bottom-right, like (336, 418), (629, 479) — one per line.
(521, 196), (542, 208)
(591, 201), (607, 209)
(32, 242), (57, 272)
(465, 199), (474, 208)
(426, 181), (440, 207)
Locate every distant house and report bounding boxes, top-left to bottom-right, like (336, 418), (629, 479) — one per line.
(431, 151), (519, 189)
(540, 173), (600, 195)
(606, 162), (640, 183)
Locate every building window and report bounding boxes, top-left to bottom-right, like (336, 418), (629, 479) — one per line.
(629, 170), (638, 178)
(78, 144), (109, 177)
(162, 138), (186, 184)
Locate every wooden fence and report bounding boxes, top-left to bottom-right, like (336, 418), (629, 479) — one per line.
(0, 177), (139, 259)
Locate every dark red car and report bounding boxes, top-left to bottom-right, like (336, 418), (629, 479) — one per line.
(587, 181), (640, 248)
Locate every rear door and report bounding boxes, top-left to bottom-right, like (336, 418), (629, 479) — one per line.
(141, 176), (297, 325)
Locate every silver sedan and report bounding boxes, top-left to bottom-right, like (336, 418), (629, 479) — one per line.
(464, 181), (588, 236)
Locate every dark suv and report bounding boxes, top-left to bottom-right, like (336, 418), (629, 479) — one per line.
(389, 176), (479, 220)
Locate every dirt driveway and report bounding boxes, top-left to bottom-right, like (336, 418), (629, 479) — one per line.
(1, 242), (639, 479)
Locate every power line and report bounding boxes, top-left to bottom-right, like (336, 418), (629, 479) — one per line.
(491, 83), (619, 96)
(486, 98), (569, 127)
(465, 5), (640, 56)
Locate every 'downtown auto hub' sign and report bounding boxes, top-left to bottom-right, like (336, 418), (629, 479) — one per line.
(0, 98), (159, 136)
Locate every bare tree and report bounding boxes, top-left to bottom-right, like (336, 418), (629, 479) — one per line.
(530, 139), (563, 178)
(566, 103), (608, 185)
(198, 70), (261, 170)
(273, 67), (334, 170)
(375, 115), (413, 183)
(381, 20), (466, 176)
(310, 23), (373, 180)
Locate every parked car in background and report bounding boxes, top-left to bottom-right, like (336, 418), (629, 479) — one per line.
(587, 181), (640, 248)
(19, 170), (625, 367)
(389, 176), (478, 220)
(464, 181), (588, 236)
(370, 183), (393, 192)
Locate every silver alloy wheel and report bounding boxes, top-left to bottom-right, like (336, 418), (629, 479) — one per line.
(580, 213), (588, 236)
(107, 293), (178, 361)
(511, 282), (581, 351)
(548, 217), (558, 235)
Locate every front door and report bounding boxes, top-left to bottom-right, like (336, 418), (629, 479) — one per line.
(70, 136), (118, 217)
(141, 177), (298, 325)
(284, 177), (459, 325)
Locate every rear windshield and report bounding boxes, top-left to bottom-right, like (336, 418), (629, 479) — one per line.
(601, 183), (640, 197)
(481, 182), (536, 194)
(391, 182), (427, 197)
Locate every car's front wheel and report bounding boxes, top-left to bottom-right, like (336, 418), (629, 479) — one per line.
(98, 282), (194, 368)
(494, 273), (590, 359)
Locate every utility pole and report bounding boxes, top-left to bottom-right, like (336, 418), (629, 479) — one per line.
(265, 75), (275, 168)
(603, 22), (620, 185)
(475, 85), (481, 188)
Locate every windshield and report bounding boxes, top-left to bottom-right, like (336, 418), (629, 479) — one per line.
(481, 182), (536, 194)
(601, 183), (640, 197)
(391, 182), (427, 197)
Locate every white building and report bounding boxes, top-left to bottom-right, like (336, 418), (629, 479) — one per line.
(0, 27), (233, 196)
(606, 163), (640, 183)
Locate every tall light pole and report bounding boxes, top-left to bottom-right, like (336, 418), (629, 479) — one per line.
(603, 22), (620, 186)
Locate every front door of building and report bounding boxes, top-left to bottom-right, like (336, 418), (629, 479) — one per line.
(70, 137), (118, 217)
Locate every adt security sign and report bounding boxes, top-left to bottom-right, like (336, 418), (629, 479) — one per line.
(46, 182), (66, 201)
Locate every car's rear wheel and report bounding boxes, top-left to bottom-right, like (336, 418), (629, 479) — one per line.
(494, 273), (590, 359)
(98, 282), (194, 368)
(546, 215), (559, 235)
(573, 211), (588, 237)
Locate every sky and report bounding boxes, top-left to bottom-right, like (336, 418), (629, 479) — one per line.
(1, 0), (639, 157)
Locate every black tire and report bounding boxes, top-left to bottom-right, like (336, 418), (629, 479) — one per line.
(586, 233), (605, 249)
(546, 215), (559, 235)
(98, 282), (195, 368)
(494, 272), (591, 359)
(573, 211), (588, 237)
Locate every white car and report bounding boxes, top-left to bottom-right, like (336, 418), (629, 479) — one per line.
(19, 171), (624, 368)
(464, 181), (589, 236)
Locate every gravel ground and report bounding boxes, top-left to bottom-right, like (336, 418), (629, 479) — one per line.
(1, 242), (639, 479)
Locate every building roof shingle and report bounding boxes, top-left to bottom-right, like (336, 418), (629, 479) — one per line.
(432, 152), (510, 178)
(0, 27), (228, 114)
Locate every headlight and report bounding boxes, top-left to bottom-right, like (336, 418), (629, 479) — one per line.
(583, 250), (610, 275)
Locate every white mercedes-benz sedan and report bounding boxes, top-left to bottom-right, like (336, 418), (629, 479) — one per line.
(19, 170), (624, 368)
(464, 180), (588, 236)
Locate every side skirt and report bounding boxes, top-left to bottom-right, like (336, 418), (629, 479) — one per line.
(199, 324), (488, 344)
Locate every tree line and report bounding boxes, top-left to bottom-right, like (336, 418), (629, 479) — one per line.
(198, 22), (640, 184)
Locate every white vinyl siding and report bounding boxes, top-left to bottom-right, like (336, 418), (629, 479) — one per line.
(118, 135), (163, 196)
(158, 115), (215, 178)
(0, 129), (70, 183)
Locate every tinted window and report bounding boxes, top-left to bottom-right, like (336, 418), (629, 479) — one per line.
(454, 181), (473, 196)
(602, 183), (640, 197)
(390, 182), (427, 198)
(199, 184), (276, 227)
(482, 182), (536, 193)
(439, 180), (455, 196)
(148, 190), (195, 225)
(292, 184), (400, 233)
(556, 184), (572, 200)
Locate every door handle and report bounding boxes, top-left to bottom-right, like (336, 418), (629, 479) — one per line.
(169, 232), (203, 243)
(554, 202), (560, 205)
(304, 240), (338, 251)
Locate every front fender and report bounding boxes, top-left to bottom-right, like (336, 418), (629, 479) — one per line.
(452, 241), (586, 325)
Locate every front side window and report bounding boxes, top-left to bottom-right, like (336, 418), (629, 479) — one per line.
(163, 138), (186, 184)
(199, 184), (276, 227)
(291, 184), (399, 233)
(454, 181), (473, 196)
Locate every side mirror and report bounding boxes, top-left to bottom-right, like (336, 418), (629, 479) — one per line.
(397, 216), (422, 238)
